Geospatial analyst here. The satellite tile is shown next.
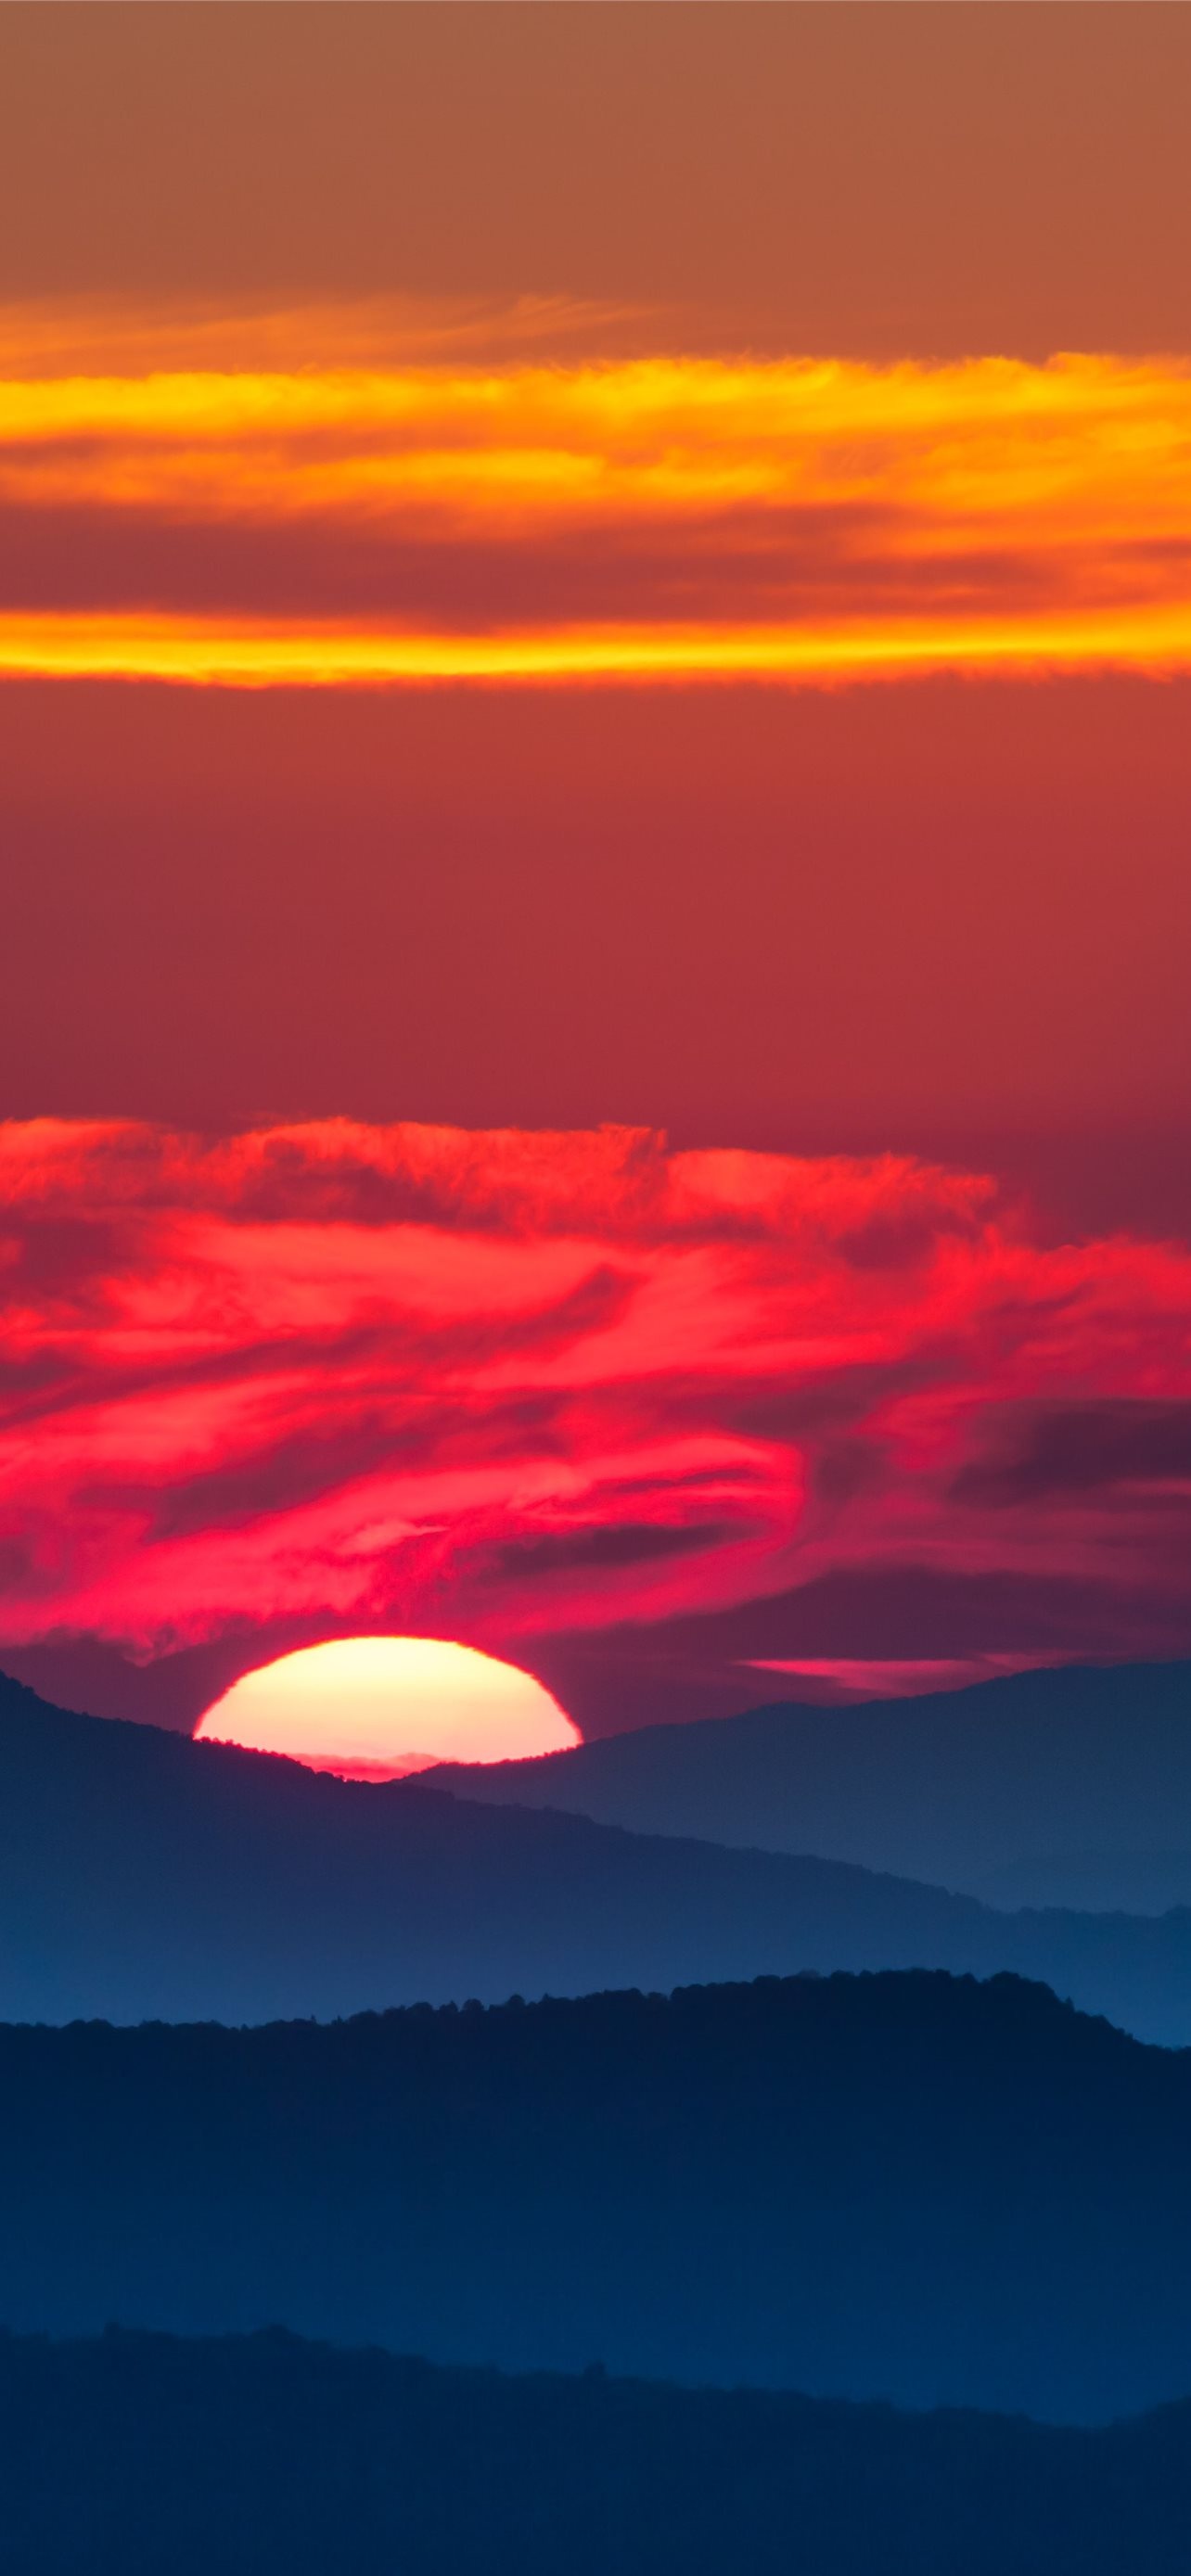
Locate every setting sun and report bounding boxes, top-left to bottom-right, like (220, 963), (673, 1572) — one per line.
(194, 1636), (580, 1779)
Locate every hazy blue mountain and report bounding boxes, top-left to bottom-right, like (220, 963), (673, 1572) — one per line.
(9, 1671), (1191, 2038)
(4, 1973), (1191, 2421)
(2, 2327), (1191, 2576)
(974, 1847), (1191, 1915)
(434, 1659), (1191, 1900)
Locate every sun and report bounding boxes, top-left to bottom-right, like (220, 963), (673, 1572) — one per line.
(194, 1636), (580, 1780)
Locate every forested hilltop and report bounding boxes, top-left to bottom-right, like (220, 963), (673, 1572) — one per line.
(4, 1970), (1191, 2420)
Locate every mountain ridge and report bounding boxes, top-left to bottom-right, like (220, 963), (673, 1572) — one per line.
(9, 1668), (1191, 2038)
(430, 1657), (1191, 1905)
(2, 1969), (1191, 2421)
(2, 2324), (1190, 2574)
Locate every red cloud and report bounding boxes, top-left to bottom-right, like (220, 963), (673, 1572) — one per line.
(2, 1118), (1190, 1727)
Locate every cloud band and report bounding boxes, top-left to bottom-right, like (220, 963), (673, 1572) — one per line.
(3, 324), (1191, 685)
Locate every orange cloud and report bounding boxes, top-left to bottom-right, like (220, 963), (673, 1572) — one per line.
(2, 320), (1191, 683)
(2, 1120), (1190, 1712)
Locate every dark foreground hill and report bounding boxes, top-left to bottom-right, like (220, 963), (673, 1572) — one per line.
(10, 1674), (1191, 2039)
(435, 1659), (1191, 1906)
(3, 2329), (1191, 2576)
(5, 1971), (1191, 2421)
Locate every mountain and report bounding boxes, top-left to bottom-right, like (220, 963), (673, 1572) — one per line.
(2, 2327), (1191, 2576)
(4, 1972), (1191, 2421)
(975, 1847), (1191, 1914)
(433, 1659), (1191, 1902)
(10, 1671), (1191, 2037)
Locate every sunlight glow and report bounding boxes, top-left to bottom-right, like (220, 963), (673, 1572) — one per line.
(6, 606), (1191, 688)
(4, 338), (1191, 683)
(194, 1636), (581, 1779)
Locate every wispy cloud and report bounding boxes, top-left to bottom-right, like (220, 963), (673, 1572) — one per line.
(3, 313), (1191, 683)
(2, 1120), (1190, 1705)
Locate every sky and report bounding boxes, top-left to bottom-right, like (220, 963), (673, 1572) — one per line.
(1, 6), (1189, 1737)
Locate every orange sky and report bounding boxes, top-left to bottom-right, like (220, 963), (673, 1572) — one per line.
(2, 8), (1189, 1721)
(5, 9), (1191, 355)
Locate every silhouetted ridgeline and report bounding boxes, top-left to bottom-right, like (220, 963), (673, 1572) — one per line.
(3, 1972), (1191, 2421)
(435, 1659), (1191, 1907)
(2, 2329), (1191, 2576)
(8, 1675), (1191, 2040)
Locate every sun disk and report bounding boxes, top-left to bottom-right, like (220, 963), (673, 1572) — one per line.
(194, 1636), (580, 1779)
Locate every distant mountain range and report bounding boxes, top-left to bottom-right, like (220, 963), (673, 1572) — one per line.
(2, 2326), (1190, 2576)
(434, 1660), (1191, 1907)
(4, 1971), (1191, 2421)
(9, 1672), (1191, 2037)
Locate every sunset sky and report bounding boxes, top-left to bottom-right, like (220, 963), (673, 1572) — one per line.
(2, 7), (1189, 1738)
